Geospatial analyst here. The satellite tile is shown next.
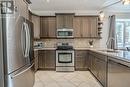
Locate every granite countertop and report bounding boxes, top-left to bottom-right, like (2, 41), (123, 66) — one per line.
(34, 47), (56, 51)
(34, 47), (130, 66)
(90, 49), (130, 67)
(34, 47), (90, 51)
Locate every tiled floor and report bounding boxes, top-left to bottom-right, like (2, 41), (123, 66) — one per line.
(33, 71), (102, 87)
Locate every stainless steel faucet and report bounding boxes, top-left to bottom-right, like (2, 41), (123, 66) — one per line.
(106, 37), (116, 50)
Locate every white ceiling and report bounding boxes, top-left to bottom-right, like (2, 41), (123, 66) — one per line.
(29, 0), (130, 16)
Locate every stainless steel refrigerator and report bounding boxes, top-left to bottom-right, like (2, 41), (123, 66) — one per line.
(0, 1), (35, 87)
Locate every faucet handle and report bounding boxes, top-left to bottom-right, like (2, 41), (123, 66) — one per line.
(126, 47), (130, 51)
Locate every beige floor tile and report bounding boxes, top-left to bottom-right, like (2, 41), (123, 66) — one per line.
(57, 82), (75, 87)
(78, 82), (91, 87)
(33, 81), (45, 87)
(33, 71), (102, 87)
(44, 82), (60, 87)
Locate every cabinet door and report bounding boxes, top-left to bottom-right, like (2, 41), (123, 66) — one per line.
(108, 59), (130, 87)
(97, 59), (107, 87)
(40, 17), (48, 38)
(32, 15), (40, 39)
(56, 15), (64, 29)
(64, 15), (73, 28)
(82, 17), (90, 37)
(73, 17), (82, 37)
(14, 0), (29, 19)
(44, 51), (55, 70)
(75, 51), (88, 70)
(34, 51), (39, 72)
(48, 17), (56, 37)
(89, 17), (98, 37)
(91, 56), (98, 77)
(56, 15), (73, 29)
(38, 51), (45, 69)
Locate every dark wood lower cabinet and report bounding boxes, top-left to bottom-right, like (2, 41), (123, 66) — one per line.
(89, 51), (107, 87)
(38, 50), (56, 70)
(34, 50), (39, 72)
(75, 50), (88, 70)
(108, 59), (130, 87)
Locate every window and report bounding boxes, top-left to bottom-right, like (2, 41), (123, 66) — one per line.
(116, 19), (130, 48)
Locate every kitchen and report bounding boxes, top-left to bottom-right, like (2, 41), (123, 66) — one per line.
(0, 0), (130, 87)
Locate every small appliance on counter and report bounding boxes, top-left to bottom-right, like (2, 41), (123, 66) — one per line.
(89, 40), (94, 48)
(34, 41), (44, 49)
(56, 42), (75, 72)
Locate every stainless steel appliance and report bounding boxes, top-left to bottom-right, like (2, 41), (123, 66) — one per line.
(57, 29), (74, 38)
(0, 8), (4, 87)
(0, 1), (35, 87)
(56, 43), (75, 71)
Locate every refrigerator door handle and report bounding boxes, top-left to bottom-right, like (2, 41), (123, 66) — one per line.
(26, 24), (30, 57)
(21, 23), (29, 58)
(11, 63), (34, 79)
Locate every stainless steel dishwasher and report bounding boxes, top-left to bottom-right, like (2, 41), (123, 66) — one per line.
(108, 59), (130, 87)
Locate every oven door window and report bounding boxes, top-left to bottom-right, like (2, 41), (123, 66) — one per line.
(58, 53), (72, 63)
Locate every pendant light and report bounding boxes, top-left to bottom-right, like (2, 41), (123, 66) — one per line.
(122, 0), (130, 5)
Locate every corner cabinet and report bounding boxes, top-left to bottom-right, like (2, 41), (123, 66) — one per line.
(40, 17), (56, 38)
(14, 0), (29, 19)
(38, 50), (56, 70)
(73, 16), (101, 38)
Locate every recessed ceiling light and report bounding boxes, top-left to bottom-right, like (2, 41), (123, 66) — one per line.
(46, 0), (50, 3)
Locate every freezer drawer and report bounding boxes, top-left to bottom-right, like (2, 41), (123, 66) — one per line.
(7, 64), (35, 87)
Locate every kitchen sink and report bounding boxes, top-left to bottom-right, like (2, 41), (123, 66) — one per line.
(98, 50), (119, 53)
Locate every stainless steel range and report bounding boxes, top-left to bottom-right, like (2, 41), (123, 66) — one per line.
(56, 43), (75, 72)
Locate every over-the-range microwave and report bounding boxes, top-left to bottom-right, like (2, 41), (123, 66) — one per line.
(57, 29), (74, 38)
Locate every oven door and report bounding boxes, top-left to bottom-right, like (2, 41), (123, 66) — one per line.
(58, 53), (72, 63)
(56, 50), (74, 66)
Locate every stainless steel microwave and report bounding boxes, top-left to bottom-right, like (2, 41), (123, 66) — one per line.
(57, 29), (74, 38)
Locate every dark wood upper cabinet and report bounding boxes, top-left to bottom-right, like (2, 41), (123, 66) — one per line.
(40, 17), (56, 38)
(56, 14), (74, 29)
(40, 17), (48, 38)
(89, 17), (99, 38)
(73, 17), (82, 37)
(40, 15), (100, 39)
(48, 17), (56, 37)
(73, 16), (100, 38)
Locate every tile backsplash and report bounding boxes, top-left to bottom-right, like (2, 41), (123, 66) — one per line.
(34, 39), (105, 48)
